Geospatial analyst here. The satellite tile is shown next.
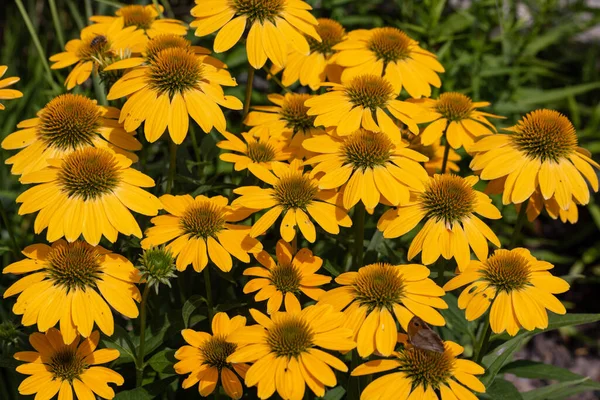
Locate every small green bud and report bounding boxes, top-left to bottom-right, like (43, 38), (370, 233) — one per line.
(138, 246), (177, 294)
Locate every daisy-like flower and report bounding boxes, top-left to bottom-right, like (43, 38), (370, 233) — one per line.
(304, 74), (422, 139)
(16, 147), (161, 245)
(303, 128), (429, 210)
(0, 65), (22, 109)
(232, 159), (352, 243)
(334, 27), (444, 99)
(106, 45), (241, 144)
(218, 130), (290, 172)
(227, 303), (356, 399)
(175, 312), (249, 399)
(378, 174), (501, 271)
(319, 262), (446, 357)
(190, 0), (320, 69)
(352, 340), (485, 400)
(89, 4), (187, 38)
(1, 93), (141, 176)
(470, 109), (599, 210)
(3, 240), (141, 343)
(406, 132), (460, 175)
(50, 19), (147, 90)
(243, 239), (330, 314)
(141, 194), (262, 273)
(443, 248), (569, 336)
(14, 329), (123, 400)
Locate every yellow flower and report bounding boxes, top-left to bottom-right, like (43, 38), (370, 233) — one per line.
(141, 194), (262, 273)
(16, 147), (161, 245)
(3, 240), (141, 343)
(526, 188), (579, 224)
(319, 262), (447, 357)
(190, 0), (320, 69)
(227, 303), (355, 399)
(218, 131), (291, 172)
(352, 340), (485, 400)
(175, 312), (249, 399)
(15, 329), (123, 400)
(1, 94), (141, 176)
(232, 159), (352, 243)
(444, 248), (569, 336)
(334, 27), (444, 98)
(303, 128), (429, 210)
(106, 45), (241, 144)
(304, 74), (422, 139)
(0, 65), (22, 109)
(90, 4), (187, 38)
(470, 109), (599, 210)
(378, 174), (501, 271)
(49, 19), (147, 90)
(243, 239), (331, 314)
(406, 132), (461, 175)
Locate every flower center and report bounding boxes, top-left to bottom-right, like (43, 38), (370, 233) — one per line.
(273, 172), (318, 210)
(46, 241), (102, 292)
(352, 263), (404, 312)
(180, 201), (226, 239)
(420, 175), (476, 224)
(78, 34), (111, 60)
(57, 148), (120, 201)
(308, 18), (345, 56)
(342, 129), (394, 170)
(39, 94), (101, 151)
(368, 27), (412, 64)
(267, 316), (314, 358)
(345, 75), (395, 111)
(49, 347), (87, 382)
(232, 0), (284, 24)
(435, 93), (473, 122)
(247, 141), (277, 163)
(148, 47), (203, 98)
(199, 334), (237, 370)
(396, 347), (454, 390)
(480, 250), (532, 292)
(512, 109), (578, 162)
(145, 35), (191, 62)
(280, 94), (316, 133)
(119, 5), (155, 30)
(270, 262), (302, 294)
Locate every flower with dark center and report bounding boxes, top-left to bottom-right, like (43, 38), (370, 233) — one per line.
(180, 200), (226, 239)
(217, 131), (290, 172)
(345, 75), (395, 111)
(309, 18), (346, 56)
(420, 174), (477, 225)
(368, 27), (412, 64)
(148, 48), (204, 98)
(273, 172), (319, 210)
(342, 129), (394, 169)
(232, 0), (285, 24)
(90, 4), (187, 38)
(119, 5), (155, 29)
(145, 35), (193, 61)
(435, 92), (473, 122)
(139, 246), (177, 293)
(280, 94), (316, 133)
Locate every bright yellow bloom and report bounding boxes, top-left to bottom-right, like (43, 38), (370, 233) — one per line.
(190, 0), (320, 69)
(304, 74), (422, 139)
(470, 109), (599, 210)
(0, 65), (22, 110)
(319, 262), (446, 357)
(3, 240), (141, 343)
(1, 94), (141, 176)
(232, 159), (352, 243)
(90, 4), (187, 38)
(406, 132), (461, 175)
(175, 312), (249, 399)
(352, 340), (485, 400)
(218, 130), (291, 172)
(334, 27), (444, 98)
(303, 128), (429, 210)
(444, 248), (569, 336)
(378, 174), (501, 271)
(243, 239), (330, 314)
(16, 147), (161, 245)
(227, 303), (355, 399)
(50, 19), (147, 90)
(15, 329), (123, 400)
(141, 194), (262, 273)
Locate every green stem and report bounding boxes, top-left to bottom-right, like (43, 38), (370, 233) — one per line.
(166, 140), (178, 194)
(262, 66), (290, 93)
(440, 129), (451, 173)
(203, 267), (214, 321)
(159, 0), (175, 18)
(92, 74), (107, 106)
(0, 200), (19, 259)
(152, 0), (164, 17)
(347, 350), (361, 400)
(190, 127), (203, 180)
(352, 202), (366, 271)
(435, 258), (446, 286)
(475, 320), (492, 363)
(509, 199), (529, 248)
(48, 0), (65, 48)
(243, 64), (255, 117)
(136, 284), (151, 387)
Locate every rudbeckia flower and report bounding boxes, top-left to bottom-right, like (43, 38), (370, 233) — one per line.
(443, 248), (569, 336)
(0, 65), (22, 109)
(406, 132), (461, 175)
(218, 130), (291, 172)
(243, 239), (331, 314)
(378, 174), (501, 271)
(319, 262), (447, 357)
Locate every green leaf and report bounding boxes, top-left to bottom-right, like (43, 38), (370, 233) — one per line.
(114, 376), (178, 400)
(143, 313), (184, 356)
(147, 348), (176, 374)
(484, 378), (524, 400)
(102, 325), (136, 366)
(514, 82), (600, 106)
(540, 313), (600, 333)
(501, 360), (593, 382)
(323, 260), (340, 277)
(182, 295), (207, 328)
(521, 378), (591, 400)
(323, 386), (346, 400)
(480, 333), (530, 387)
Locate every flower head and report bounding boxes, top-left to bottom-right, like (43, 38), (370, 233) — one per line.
(378, 174), (501, 271)
(319, 262), (446, 357)
(218, 130), (291, 172)
(0, 65), (22, 109)
(443, 248), (569, 336)
(90, 4), (187, 38)
(141, 194), (262, 273)
(15, 329), (123, 400)
(175, 313), (249, 399)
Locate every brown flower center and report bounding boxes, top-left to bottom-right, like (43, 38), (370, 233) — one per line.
(342, 129), (394, 170)
(273, 172), (318, 210)
(352, 263), (404, 312)
(270, 262), (302, 294)
(232, 0), (284, 24)
(480, 250), (532, 292)
(145, 35), (191, 62)
(49, 346), (88, 382)
(180, 201), (226, 239)
(436, 92), (473, 122)
(57, 148), (120, 200)
(308, 18), (345, 56)
(247, 141), (277, 163)
(267, 316), (314, 358)
(420, 174), (476, 224)
(46, 241), (102, 291)
(199, 334), (237, 370)
(368, 27), (412, 64)
(280, 94), (316, 133)
(345, 75), (395, 111)
(396, 347), (454, 390)
(148, 48), (203, 97)
(119, 5), (156, 30)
